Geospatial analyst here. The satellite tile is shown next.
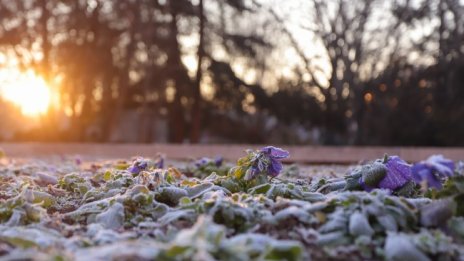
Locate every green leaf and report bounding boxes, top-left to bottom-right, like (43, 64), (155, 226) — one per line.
(349, 211), (374, 237)
(155, 187), (188, 206)
(186, 183), (214, 199)
(103, 171), (112, 181)
(448, 217), (464, 242)
(95, 202), (125, 229)
(265, 243), (303, 261)
(420, 199), (455, 227)
(384, 233), (430, 261)
(247, 183), (272, 194)
(362, 163), (387, 187)
(220, 178), (243, 193)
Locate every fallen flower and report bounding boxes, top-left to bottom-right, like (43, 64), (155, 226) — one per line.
(412, 155), (455, 189)
(379, 155), (412, 190)
(349, 155), (412, 192)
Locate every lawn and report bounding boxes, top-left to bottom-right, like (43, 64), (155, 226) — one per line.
(0, 147), (463, 260)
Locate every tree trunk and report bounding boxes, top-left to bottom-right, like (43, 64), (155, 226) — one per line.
(166, 3), (190, 143)
(190, 0), (205, 143)
(39, 0), (56, 141)
(106, 4), (138, 142)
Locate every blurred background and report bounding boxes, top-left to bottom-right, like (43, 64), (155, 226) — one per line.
(0, 0), (463, 146)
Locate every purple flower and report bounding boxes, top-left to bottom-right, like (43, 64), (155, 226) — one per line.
(378, 156), (412, 190)
(155, 157), (164, 169)
(195, 156), (223, 168)
(128, 165), (140, 174)
(75, 157), (82, 165)
(128, 158), (148, 175)
(245, 166), (260, 180)
(260, 146), (290, 159)
(260, 146), (290, 177)
(195, 157), (210, 168)
(412, 155), (455, 189)
(457, 161), (464, 175)
(214, 156), (223, 167)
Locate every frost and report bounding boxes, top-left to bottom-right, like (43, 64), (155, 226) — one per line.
(0, 226), (64, 249)
(349, 211), (374, 237)
(419, 199), (455, 227)
(165, 215), (225, 259)
(64, 198), (112, 222)
(33, 172), (58, 186)
(22, 189), (55, 208)
(156, 187), (188, 206)
(158, 209), (196, 226)
(95, 202), (125, 229)
(1, 154), (464, 260)
(384, 233), (430, 261)
(316, 231), (350, 246)
(376, 215), (398, 231)
(186, 182), (214, 199)
(274, 206), (314, 224)
(319, 209), (348, 233)
(448, 217), (464, 241)
(225, 233), (303, 261)
(73, 241), (162, 261)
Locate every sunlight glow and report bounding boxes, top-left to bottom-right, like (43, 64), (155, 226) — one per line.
(0, 69), (52, 116)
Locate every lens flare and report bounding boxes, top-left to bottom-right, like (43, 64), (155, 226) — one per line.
(0, 70), (52, 116)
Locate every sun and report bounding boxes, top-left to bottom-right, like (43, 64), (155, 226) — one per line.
(0, 69), (52, 116)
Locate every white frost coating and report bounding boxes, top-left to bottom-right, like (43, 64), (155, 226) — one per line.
(376, 215), (398, 232)
(74, 241), (162, 261)
(274, 206), (313, 224)
(319, 209), (347, 233)
(5, 210), (24, 226)
(186, 182), (214, 198)
(34, 172), (58, 186)
(0, 226), (63, 248)
(349, 211), (374, 237)
(158, 209), (196, 226)
(65, 198), (111, 219)
(95, 202), (125, 229)
(384, 233), (430, 261)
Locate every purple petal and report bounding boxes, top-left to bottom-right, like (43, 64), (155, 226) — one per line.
(155, 158), (164, 169)
(412, 164), (442, 189)
(75, 157), (82, 165)
(139, 162), (148, 169)
(214, 156), (223, 167)
(246, 166), (259, 180)
(260, 146), (289, 159)
(411, 155), (454, 189)
(195, 157), (210, 167)
(378, 156), (412, 190)
(128, 165), (140, 174)
(423, 155), (455, 177)
(457, 162), (464, 174)
(267, 159), (283, 177)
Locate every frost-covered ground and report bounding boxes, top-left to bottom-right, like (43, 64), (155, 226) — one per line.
(0, 147), (463, 261)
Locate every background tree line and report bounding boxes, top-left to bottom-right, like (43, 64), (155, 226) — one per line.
(0, 0), (463, 146)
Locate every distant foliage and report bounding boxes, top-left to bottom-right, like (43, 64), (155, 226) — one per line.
(0, 0), (463, 145)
